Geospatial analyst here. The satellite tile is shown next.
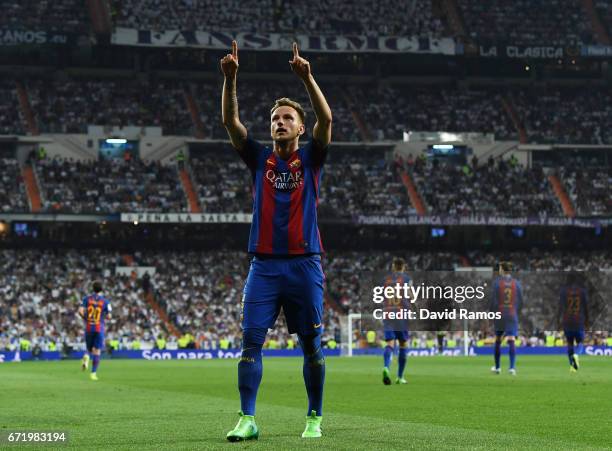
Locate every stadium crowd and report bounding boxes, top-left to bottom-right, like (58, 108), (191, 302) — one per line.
(318, 157), (416, 218)
(352, 84), (516, 141)
(458, 0), (596, 46)
(112, 0), (444, 37)
(513, 87), (612, 145)
(1, 249), (609, 352)
(0, 0), (88, 33)
(190, 153), (251, 213)
(0, 159), (28, 212)
(2, 78), (612, 147)
(595, 0), (612, 38)
(27, 79), (192, 135)
(411, 155), (562, 217)
(0, 83), (23, 136)
(189, 149), (415, 217)
(192, 79), (360, 142)
(1, 148), (608, 218)
(0, 249), (168, 354)
(35, 156), (186, 213)
(560, 167), (611, 216)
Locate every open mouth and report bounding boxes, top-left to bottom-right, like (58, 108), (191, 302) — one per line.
(276, 129), (287, 134)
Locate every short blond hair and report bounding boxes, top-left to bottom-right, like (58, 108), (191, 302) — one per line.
(270, 97), (306, 124)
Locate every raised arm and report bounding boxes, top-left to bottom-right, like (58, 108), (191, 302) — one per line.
(221, 40), (247, 150)
(289, 43), (332, 148)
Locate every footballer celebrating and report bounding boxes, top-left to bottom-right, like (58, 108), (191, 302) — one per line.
(78, 281), (112, 381)
(220, 40), (332, 441)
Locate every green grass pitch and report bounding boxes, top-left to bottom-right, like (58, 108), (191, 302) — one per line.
(1, 356), (611, 450)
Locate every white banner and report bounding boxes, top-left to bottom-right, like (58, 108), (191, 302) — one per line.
(356, 215), (612, 227)
(111, 28), (457, 55)
(120, 212), (251, 224)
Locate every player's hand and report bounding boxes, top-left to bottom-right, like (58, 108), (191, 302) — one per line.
(220, 40), (239, 78)
(289, 42), (311, 81)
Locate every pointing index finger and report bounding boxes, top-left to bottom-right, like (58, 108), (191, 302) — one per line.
(293, 42), (299, 58)
(232, 40), (238, 60)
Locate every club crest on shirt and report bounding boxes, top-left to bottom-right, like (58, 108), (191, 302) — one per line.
(289, 158), (301, 169)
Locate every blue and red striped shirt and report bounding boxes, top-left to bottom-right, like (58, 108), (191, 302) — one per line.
(560, 285), (588, 329)
(81, 294), (111, 333)
(382, 272), (412, 313)
(491, 276), (522, 320)
(237, 137), (327, 255)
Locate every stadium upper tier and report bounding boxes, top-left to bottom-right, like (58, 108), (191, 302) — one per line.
(351, 84), (517, 141)
(0, 82), (24, 136)
(112, 0), (445, 37)
(4, 0), (611, 48)
(0, 0), (87, 33)
(0, 149), (608, 217)
(1, 249), (610, 349)
(411, 158), (563, 217)
(27, 79), (192, 135)
(2, 79), (612, 145)
(458, 0), (597, 46)
(595, 0), (612, 38)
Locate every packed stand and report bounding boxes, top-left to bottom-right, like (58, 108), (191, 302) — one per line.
(0, 159), (28, 212)
(513, 87), (612, 145)
(318, 155), (415, 218)
(0, 82), (24, 136)
(189, 148), (413, 218)
(458, 0), (595, 46)
(113, 0), (445, 37)
(190, 153), (251, 213)
(0, 249), (168, 352)
(0, 0), (88, 33)
(27, 79), (192, 135)
(594, 1), (612, 39)
(35, 157), (187, 213)
(411, 155), (563, 216)
(138, 251), (248, 349)
(561, 167), (611, 216)
(194, 79), (360, 142)
(351, 84), (516, 141)
(1, 249), (610, 350)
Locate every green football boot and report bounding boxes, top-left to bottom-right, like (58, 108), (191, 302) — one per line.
(226, 411), (259, 442)
(301, 410), (322, 438)
(382, 367), (392, 385)
(573, 354), (580, 370)
(395, 377), (407, 384)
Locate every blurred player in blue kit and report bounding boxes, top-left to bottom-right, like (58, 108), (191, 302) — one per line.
(382, 258), (411, 385)
(77, 281), (112, 381)
(558, 273), (589, 372)
(490, 262), (522, 375)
